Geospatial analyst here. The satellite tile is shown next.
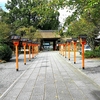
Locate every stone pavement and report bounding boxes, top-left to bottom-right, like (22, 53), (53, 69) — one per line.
(63, 52), (100, 86)
(0, 51), (100, 100)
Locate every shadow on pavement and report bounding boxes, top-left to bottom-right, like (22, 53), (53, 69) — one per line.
(91, 90), (100, 100)
(83, 65), (100, 74)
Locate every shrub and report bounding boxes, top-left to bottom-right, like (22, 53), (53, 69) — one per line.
(0, 44), (12, 61)
(85, 50), (100, 58)
(95, 46), (100, 50)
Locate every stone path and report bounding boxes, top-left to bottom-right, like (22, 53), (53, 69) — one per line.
(0, 51), (100, 100)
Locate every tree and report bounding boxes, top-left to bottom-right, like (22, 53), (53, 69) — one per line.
(0, 7), (4, 17)
(66, 0), (100, 32)
(5, 0), (60, 31)
(0, 22), (11, 43)
(67, 18), (95, 37)
(63, 0), (100, 49)
(0, 8), (12, 47)
(15, 26), (36, 40)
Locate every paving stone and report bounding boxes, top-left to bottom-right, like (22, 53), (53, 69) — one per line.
(30, 95), (43, 100)
(16, 92), (31, 100)
(68, 89), (88, 100)
(0, 52), (100, 100)
(31, 86), (44, 96)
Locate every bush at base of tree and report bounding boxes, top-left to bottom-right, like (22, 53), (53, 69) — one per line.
(0, 44), (12, 61)
(85, 50), (100, 58)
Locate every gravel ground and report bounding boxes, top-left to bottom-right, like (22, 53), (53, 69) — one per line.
(61, 52), (100, 86)
(0, 54), (34, 96)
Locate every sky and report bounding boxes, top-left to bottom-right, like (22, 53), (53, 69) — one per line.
(0, 0), (8, 11)
(58, 7), (72, 26)
(0, 0), (72, 25)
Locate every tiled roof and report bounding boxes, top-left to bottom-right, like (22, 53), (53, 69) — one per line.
(38, 30), (61, 38)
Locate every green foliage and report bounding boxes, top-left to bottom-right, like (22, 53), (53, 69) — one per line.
(67, 18), (95, 37)
(0, 44), (12, 61)
(95, 46), (100, 50)
(15, 26), (36, 40)
(0, 8), (12, 49)
(0, 8), (9, 23)
(5, 0), (60, 30)
(63, 0), (100, 50)
(0, 8), (4, 17)
(0, 22), (11, 43)
(85, 50), (100, 58)
(31, 1), (60, 30)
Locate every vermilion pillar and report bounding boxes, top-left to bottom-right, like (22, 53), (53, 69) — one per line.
(72, 38), (77, 64)
(29, 45), (31, 61)
(81, 41), (86, 69)
(21, 38), (28, 65)
(36, 43), (39, 55)
(32, 42), (39, 58)
(79, 35), (87, 69)
(13, 42), (19, 71)
(32, 43), (35, 58)
(73, 42), (77, 64)
(11, 35), (20, 71)
(34, 43), (38, 56)
(22, 42), (27, 65)
(63, 43), (66, 58)
(68, 43), (70, 60)
(59, 44), (61, 55)
(66, 39), (72, 60)
(61, 44), (64, 56)
(28, 40), (32, 61)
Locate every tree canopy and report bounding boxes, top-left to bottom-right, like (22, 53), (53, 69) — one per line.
(5, 0), (60, 31)
(0, 8), (11, 43)
(0, 22), (11, 43)
(0, 0), (100, 49)
(63, 0), (100, 49)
